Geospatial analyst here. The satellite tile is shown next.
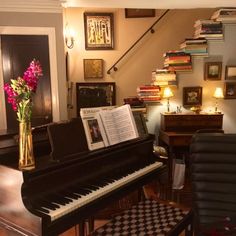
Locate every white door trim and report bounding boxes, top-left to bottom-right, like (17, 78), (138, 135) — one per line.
(0, 26), (60, 130)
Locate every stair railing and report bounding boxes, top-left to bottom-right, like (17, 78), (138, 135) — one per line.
(107, 9), (170, 75)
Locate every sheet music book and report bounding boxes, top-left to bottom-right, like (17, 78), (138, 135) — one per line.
(80, 106), (114, 151)
(98, 104), (139, 146)
(80, 104), (139, 150)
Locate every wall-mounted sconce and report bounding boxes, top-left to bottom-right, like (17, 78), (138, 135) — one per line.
(64, 23), (75, 49)
(213, 87), (224, 113)
(163, 87), (174, 113)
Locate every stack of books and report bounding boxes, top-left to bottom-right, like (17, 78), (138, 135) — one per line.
(136, 85), (161, 102)
(193, 19), (223, 40)
(151, 69), (177, 86)
(211, 8), (236, 23)
(163, 51), (192, 72)
(180, 37), (208, 56)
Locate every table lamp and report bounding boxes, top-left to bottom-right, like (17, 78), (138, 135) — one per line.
(213, 87), (224, 113)
(163, 87), (174, 113)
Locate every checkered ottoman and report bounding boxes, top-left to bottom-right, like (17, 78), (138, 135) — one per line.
(91, 199), (193, 236)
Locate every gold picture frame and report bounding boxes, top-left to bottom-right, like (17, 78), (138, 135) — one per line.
(84, 12), (114, 50)
(83, 59), (103, 79)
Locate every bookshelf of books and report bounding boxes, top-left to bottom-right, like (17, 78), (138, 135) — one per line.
(136, 8), (236, 113)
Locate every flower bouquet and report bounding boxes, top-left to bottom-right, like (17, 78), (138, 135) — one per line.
(4, 59), (43, 170)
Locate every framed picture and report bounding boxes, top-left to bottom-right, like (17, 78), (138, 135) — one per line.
(132, 111), (148, 137)
(76, 82), (116, 115)
(225, 65), (236, 80)
(224, 82), (236, 99)
(125, 9), (155, 18)
(84, 12), (114, 50)
(183, 86), (202, 106)
(84, 59), (103, 79)
(204, 62), (222, 80)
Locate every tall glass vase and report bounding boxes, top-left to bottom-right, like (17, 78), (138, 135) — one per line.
(18, 121), (35, 170)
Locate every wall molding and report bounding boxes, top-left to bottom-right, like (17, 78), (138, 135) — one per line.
(0, 0), (63, 13)
(0, 26), (60, 130)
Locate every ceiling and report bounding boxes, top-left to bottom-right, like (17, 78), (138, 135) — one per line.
(0, 0), (235, 13)
(63, 0), (236, 9)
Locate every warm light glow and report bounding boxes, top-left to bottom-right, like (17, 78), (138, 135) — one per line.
(163, 87), (174, 98)
(213, 87), (224, 113)
(163, 87), (174, 112)
(213, 87), (224, 99)
(64, 23), (75, 49)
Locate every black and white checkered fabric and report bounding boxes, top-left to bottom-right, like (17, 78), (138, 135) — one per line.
(91, 199), (189, 236)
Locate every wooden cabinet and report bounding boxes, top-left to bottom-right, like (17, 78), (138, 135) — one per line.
(160, 113), (223, 133)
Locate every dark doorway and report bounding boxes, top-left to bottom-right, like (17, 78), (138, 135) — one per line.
(1, 35), (52, 132)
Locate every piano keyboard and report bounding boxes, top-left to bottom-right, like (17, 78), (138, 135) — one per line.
(34, 161), (163, 221)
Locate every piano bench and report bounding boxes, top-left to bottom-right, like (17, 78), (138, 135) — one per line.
(90, 199), (193, 236)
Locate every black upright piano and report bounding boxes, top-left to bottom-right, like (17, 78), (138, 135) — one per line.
(0, 118), (166, 236)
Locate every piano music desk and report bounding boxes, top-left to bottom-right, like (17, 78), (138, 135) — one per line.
(158, 113), (223, 198)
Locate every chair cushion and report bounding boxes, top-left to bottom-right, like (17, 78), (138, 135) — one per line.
(91, 199), (190, 235)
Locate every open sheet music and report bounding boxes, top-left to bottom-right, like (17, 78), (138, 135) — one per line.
(80, 105), (139, 150)
(98, 104), (139, 146)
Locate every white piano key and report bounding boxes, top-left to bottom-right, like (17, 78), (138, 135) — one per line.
(36, 161), (163, 221)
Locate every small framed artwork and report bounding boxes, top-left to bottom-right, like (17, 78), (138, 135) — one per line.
(204, 62), (222, 80)
(225, 65), (236, 80)
(84, 12), (114, 50)
(224, 82), (236, 99)
(76, 82), (116, 115)
(183, 86), (202, 106)
(84, 59), (103, 79)
(125, 9), (155, 18)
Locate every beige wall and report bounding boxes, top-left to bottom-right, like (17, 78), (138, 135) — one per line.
(67, 8), (236, 135)
(1, 8), (235, 136)
(0, 11), (68, 122)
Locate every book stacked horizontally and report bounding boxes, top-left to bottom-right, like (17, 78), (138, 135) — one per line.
(151, 69), (177, 86)
(163, 51), (192, 72)
(193, 19), (223, 40)
(137, 85), (161, 102)
(211, 8), (236, 23)
(180, 37), (208, 56)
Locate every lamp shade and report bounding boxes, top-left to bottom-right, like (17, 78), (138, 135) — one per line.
(213, 87), (224, 99)
(163, 87), (174, 98)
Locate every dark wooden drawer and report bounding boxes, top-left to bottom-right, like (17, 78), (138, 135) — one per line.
(160, 113), (223, 132)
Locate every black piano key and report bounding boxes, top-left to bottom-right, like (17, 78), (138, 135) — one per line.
(36, 199), (60, 210)
(33, 205), (50, 214)
(47, 195), (68, 205)
(68, 186), (90, 196)
(59, 190), (80, 200)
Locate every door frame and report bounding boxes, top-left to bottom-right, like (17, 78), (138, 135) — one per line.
(0, 26), (60, 130)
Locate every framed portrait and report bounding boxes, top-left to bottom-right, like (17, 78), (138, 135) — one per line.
(183, 86), (202, 106)
(84, 12), (114, 50)
(125, 9), (155, 18)
(84, 59), (103, 79)
(204, 62), (222, 80)
(225, 65), (236, 80)
(224, 82), (236, 99)
(76, 82), (116, 115)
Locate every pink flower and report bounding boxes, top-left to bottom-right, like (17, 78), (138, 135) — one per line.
(4, 59), (43, 122)
(23, 59), (42, 92)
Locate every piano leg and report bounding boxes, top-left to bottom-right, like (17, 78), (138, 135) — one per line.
(75, 222), (85, 236)
(88, 217), (94, 232)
